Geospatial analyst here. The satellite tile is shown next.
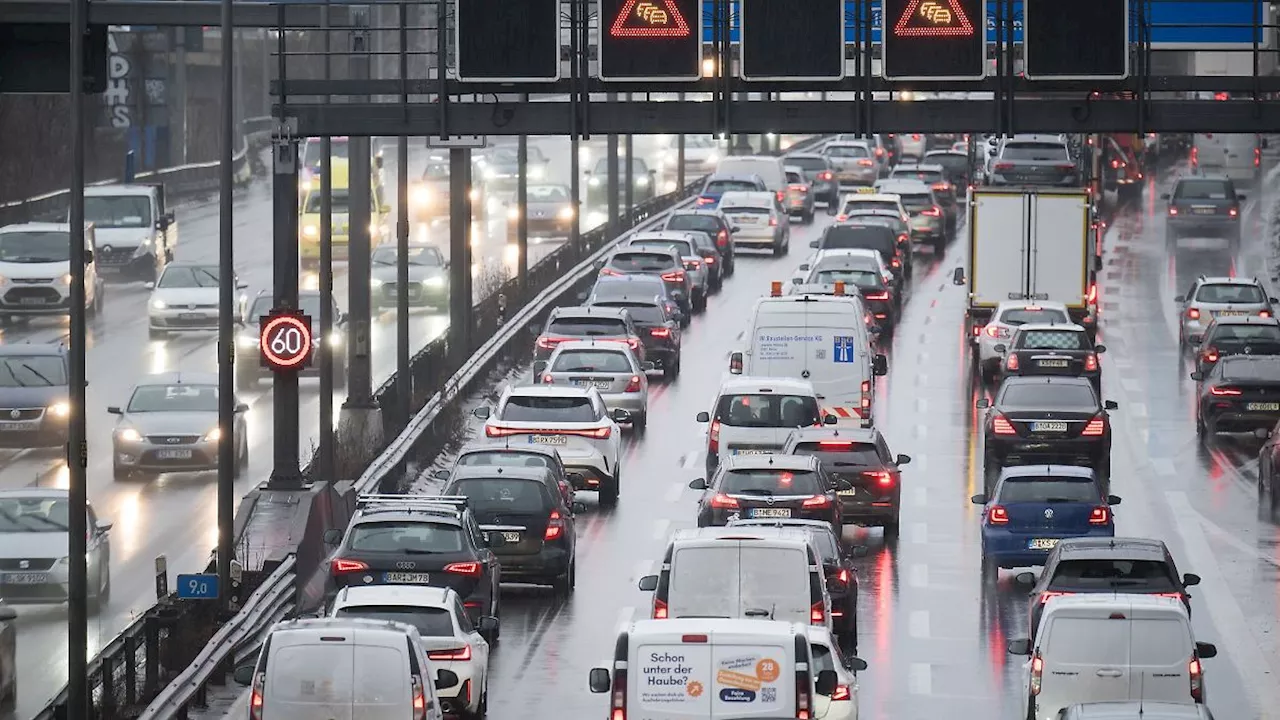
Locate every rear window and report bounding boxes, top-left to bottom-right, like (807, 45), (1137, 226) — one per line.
(845, 215), (905, 232)
(631, 240), (694, 256)
(739, 547), (814, 619)
(667, 215), (722, 233)
(1043, 617), (1130, 665)
(786, 171), (805, 183)
(721, 469), (824, 495)
(547, 317), (628, 336)
(892, 169), (944, 183)
(449, 478), (550, 512)
(897, 193), (933, 209)
(500, 395), (597, 422)
(1017, 330), (1088, 350)
(1000, 307), (1070, 326)
(609, 252), (677, 272)
(925, 153), (969, 173)
(846, 200), (899, 214)
(551, 349), (633, 373)
(668, 547), (744, 617)
(805, 529), (840, 563)
(715, 393), (821, 427)
(334, 605), (455, 637)
(1130, 619), (1193, 665)
(792, 441), (879, 468)
(786, 156), (828, 171)
(1048, 559), (1178, 592)
(668, 546), (812, 621)
(825, 145), (869, 158)
(812, 268), (884, 289)
(458, 450), (552, 470)
(1002, 142), (1069, 161)
(999, 383), (1097, 410)
(997, 479), (1099, 503)
(1195, 283), (1265, 304)
(705, 180), (759, 194)
(1175, 179), (1232, 200)
(1211, 324), (1280, 344)
(347, 521), (463, 553)
(1220, 358), (1280, 381)
(821, 226), (896, 255)
(592, 301), (665, 324)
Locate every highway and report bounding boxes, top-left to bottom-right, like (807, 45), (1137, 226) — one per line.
(0, 133), (672, 718)
(405, 166), (1280, 720)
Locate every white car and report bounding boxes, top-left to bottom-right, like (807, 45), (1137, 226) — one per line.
(0, 488), (112, 608)
(0, 222), (103, 320)
(835, 191), (909, 223)
(794, 248), (895, 290)
(718, 190), (789, 256)
(972, 301), (1071, 381)
(147, 262), (248, 339)
(327, 585), (495, 718)
(807, 626), (865, 720)
(473, 385), (628, 506)
(697, 376), (827, 477)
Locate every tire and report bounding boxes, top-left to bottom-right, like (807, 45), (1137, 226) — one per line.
(598, 480), (619, 507)
(553, 561), (575, 596)
(633, 412), (648, 432)
(983, 453), (1001, 496)
(883, 517), (900, 540)
(803, 210), (814, 225)
(693, 291), (707, 313)
(474, 691), (488, 719)
(772, 240), (784, 257)
(112, 461), (130, 482)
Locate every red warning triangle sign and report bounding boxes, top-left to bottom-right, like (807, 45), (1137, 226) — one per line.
(610, 0), (691, 38)
(893, 0), (975, 37)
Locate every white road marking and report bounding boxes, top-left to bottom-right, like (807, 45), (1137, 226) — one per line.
(915, 424), (928, 440)
(910, 522), (928, 545)
(908, 663), (932, 695)
(682, 451), (699, 469)
(912, 487), (928, 507)
(664, 482), (685, 503)
(916, 397), (927, 413)
(909, 610), (930, 639)
(1152, 458), (1176, 476)
(913, 454), (927, 473)
(652, 518), (671, 540)
(909, 563), (929, 588)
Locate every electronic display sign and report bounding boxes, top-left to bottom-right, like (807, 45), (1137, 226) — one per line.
(881, 0), (986, 80)
(1024, 0), (1129, 79)
(740, 0), (845, 81)
(456, 0), (561, 82)
(598, 0), (703, 81)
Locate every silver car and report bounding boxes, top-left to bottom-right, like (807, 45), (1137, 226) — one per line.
(623, 232), (711, 313)
(820, 141), (878, 187)
(147, 262), (248, 339)
(370, 243), (449, 309)
(534, 340), (652, 431)
(108, 372), (249, 480)
(0, 488), (111, 608)
(973, 301), (1071, 380)
(1176, 276), (1278, 348)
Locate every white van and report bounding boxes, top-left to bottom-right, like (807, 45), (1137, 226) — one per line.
(697, 376), (827, 477)
(729, 287), (887, 426)
(1009, 595), (1218, 720)
(715, 155), (789, 197)
(588, 618), (839, 720)
(1191, 133), (1259, 184)
(234, 617), (452, 720)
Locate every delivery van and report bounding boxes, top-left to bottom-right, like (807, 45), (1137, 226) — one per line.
(730, 283), (887, 426)
(588, 618), (838, 720)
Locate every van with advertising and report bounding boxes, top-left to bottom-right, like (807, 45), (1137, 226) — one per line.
(729, 283), (887, 427)
(588, 618), (839, 720)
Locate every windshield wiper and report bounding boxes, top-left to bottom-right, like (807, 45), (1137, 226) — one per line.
(373, 258), (396, 266)
(195, 268), (221, 287)
(19, 363), (54, 387)
(0, 361), (25, 387)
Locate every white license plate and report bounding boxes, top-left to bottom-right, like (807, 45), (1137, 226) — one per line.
(573, 380), (612, 390)
(384, 572), (431, 583)
(1028, 538), (1060, 550)
(0, 422), (38, 432)
(732, 449), (770, 455)
(529, 434), (568, 445)
(1031, 421), (1069, 432)
(1217, 311), (1247, 316)
(156, 449), (193, 459)
(734, 216), (761, 224)
(2, 572), (48, 584)
(19, 298), (47, 305)
(1192, 208), (1217, 214)
(179, 313), (207, 320)
(501, 532), (522, 543)
(1247, 402), (1280, 411)
(751, 508), (792, 518)
(1037, 359), (1070, 368)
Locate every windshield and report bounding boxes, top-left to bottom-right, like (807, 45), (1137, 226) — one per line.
(304, 189), (350, 214)
(372, 246), (444, 267)
(997, 479), (1099, 503)
(721, 469), (823, 495)
(715, 394), (821, 427)
(1000, 307), (1070, 326)
(158, 265), (220, 288)
(591, 301), (664, 324)
(528, 185), (570, 202)
(0, 355), (67, 387)
(551, 350), (633, 373)
(547, 317), (628, 336)
(0, 497), (72, 532)
(593, 158), (649, 173)
(450, 478), (549, 513)
(821, 226), (896, 256)
(1175, 180), (1233, 200)
(334, 606), (455, 637)
(346, 521), (463, 553)
(785, 157), (828, 172)
(0, 231), (70, 263)
(825, 145), (869, 158)
(705, 180), (759, 194)
(792, 441), (880, 469)
(812, 268), (882, 289)
(303, 139), (349, 166)
(608, 252), (677, 272)
(999, 383), (1098, 410)
(1017, 330), (1088, 351)
(1002, 142), (1070, 161)
(127, 384), (218, 412)
(500, 395), (596, 423)
(85, 195), (151, 228)
(1049, 559), (1177, 592)
(249, 295), (325, 320)
(421, 163), (450, 179)
(1196, 283), (1265, 304)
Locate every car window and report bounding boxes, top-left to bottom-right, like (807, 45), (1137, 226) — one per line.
(892, 169), (944, 183)
(1000, 307), (1070, 326)
(458, 450), (551, 469)
(630, 240), (694, 256)
(303, 139), (350, 166)
(1211, 324), (1280, 343)
(715, 393), (821, 427)
(1195, 283), (1265, 304)
(448, 478), (550, 512)
(352, 646), (409, 704)
(924, 153), (969, 174)
(1220, 358), (1280, 381)
(250, 295), (325, 319)
(720, 468), (823, 495)
(127, 383), (219, 412)
(1129, 619), (1192, 665)
(810, 641), (837, 674)
(304, 189), (350, 214)
(845, 215), (906, 232)
(786, 171), (805, 183)
(997, 479), (1098, 503)
(897, 193), (934, 210)
(551, 349), (633, 373)
(422, 163), (450, 179)
(609, 252), (678, 272)
(85, 195), (152, 229)
(158, 266), (221, 288)
(812, 268), (884, 290)
(791, 441), (880, 469)
(824, 145), (869, 158)
(705, 180), (761, 194)
(739, 547), (812, 619)
(1001, 142), (1069, 161)
(334, 605), (455, 637)
(591, 301), (665, 324)
(347, 521), (464, 553)
(528, 185), (570, 202)
(821, 226), (896, 256)
(1043, 617), (1130, 665)
(1048, 558), (1178, 591)
(0, 355), (67, 387)
(1017, 330), (1088, 350)
(500, 395), (597, 422)
(804, 530), (840, 563)
(845, 200), (899, 214)
(786, 157), (828, 171)
(1175, 180), (1232, 200)
(547, 316), (628, 336)
(723, 206), (772, 215)
(667, 215), (723, 234)
(668, 547), (742, 617)
(372, 246), (444, 267)
(999, 383), (1098, 409)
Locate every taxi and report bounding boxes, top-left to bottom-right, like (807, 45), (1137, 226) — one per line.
(298, 159), (391, 269)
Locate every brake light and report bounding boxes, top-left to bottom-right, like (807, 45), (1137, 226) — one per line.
(710, 493), (739, 509)
(994, 162), (1014, 171)
(684, 260), (701, 270)
(1187, 307), (1200, 320)
(864, 291), (890, 301)
(836, 569), (851, 585)
(545, 510), (565, 541)
(769, 216), (778, 227)
(1111, 159), (1121, 169)
(830, 685), (851, 701)
(411, 675), (427, 720)
(819, 441), (853, 449)
(661, 270), (686, 282)
(775, 190), (786, 202)
(651, 327), (671, 338)
(796, 669), (812, 720)
(444, 562), (482, 577)
(542, 373), (554, 383)
(931, 182), (951, 191)
(1210, 385), (1242, 396)
(1203, 347), (1219, 363)
(987, 505), (1009, 524)
(1082, 417), (1106, 436)
(890, 257), (901, 268)
(802, 495), (832, 508)
(716, 229), (728, 246)
(1030, 653), (1043, 696)
(704, 256), (715, 264)
(1169, 206), (1179, 216)
(625, 375), (642, 392)
(249, 672), (265, 720)
(992, 414), (1016, 435)
(708, 418), (720, 453)
(1261, 310), (1272, 318)
(810, 601), (825, 624)
(921, 206), (942, 217)
(1190, 656), (1204, 702)
(331, 558), (369, 574)
(428, 645), (473, 661)
(1085, 353), (1098, 372)
(857, 159), (874, 167)
(697, 196), (715, 205)
(536, 335), (566, 349)
(1006, 353), (1020, 371)
(985, 325), (1009, 339)
(789, 183), (809, 192)
(1229, 207), (1239, 217)
(653, 598), (668, 619)
(1087, 283), (1098, 304)
(818, 171), (833, 180)
(600, 267), (623, 276)
(1088, 506), (1110, 525)
(973, 325), (983, 336)
(863, 470), (894, 487)
(626, 337), (640, 350)
(611, 666), (629, 720)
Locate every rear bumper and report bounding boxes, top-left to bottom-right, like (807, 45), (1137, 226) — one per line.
(494, 546), (570, 582)
(1168, 217), (1239, 236)
(982, 527), (1115, 567)
(839, 493), (900, 524)
(1203, 407), (1280, 431)
(598, 391), (646, 416)
(986, 436), (1109, 466)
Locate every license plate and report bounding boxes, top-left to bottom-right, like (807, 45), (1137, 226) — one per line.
(1217, 311), (1247, 316)
(528, 434), (568, 445)
(1192, 208), (1216, 214)
(1247, 402), (1280, 411)
(384, 572), (431, 583)
(1031, 421), (1069, 432)
(156, 449), (193, 459)
(732, 449), (770, 455)
(751, 508), (792, 518)
(19, 298), (47, 305)
(734, 216), (761, 224)
(2, 572), (48, 584)
(0, 422), (38, 432)
(1028, 538), (1060, 550)
(573, 380), (612, 390)
(501, 532), (522, 543)
(179, 313), (206, 320)
(1037, 359), (1070, 368)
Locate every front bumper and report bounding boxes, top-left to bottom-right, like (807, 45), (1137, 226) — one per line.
(983, 526), (1115, 568)
(494, 546), (571, 583)
(0, 284), (77, 314)
(114, 438), (221, 472)
(986, 436), (1109, 466)
(373, 281), (448, 307)
(96, 248), (156, 281)
(150, 308), (219, 331)
(0, 564), (71, 603)
(0, 412), (69, 447)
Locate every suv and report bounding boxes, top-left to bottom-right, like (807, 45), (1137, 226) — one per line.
(532, 305), (644, 362)
(599, 248), (692, 315)
(986, 134), (1079, 186)
(432, 441), (577, 505)
(1191, 355), (1280, 436)
(1163, 174), (1246, 248)
(694, 173), (767, 208)
(1194, 315), (1280, 375)
(872, 180), (947, 253)
(0, 344), (72, 447)
(688, 453), (845, 530)
(782, 152), (839, 208)
(1175, 275), (1276, 348)
(887, 163), (958, 234)
(585, 279), (683, 377)
(660, 208), (738, 273)
(783, 426), (910, 537)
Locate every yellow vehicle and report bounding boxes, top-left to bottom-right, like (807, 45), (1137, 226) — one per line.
(298, 159), (391, 268)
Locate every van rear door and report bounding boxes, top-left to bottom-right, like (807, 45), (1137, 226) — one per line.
(668, 545), (743, 619)
(709, 634), (795, 716)
(633, 635), (714, 720)
(1040, 615), (1131, 706)
(1127, 617), (1194, 703)
(264, 634), (357, 720)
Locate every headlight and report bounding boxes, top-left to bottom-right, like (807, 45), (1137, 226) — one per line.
(636, 176), (650, 187)
(369, 223), (380, 237)
(558, 206), (575, 220)
(411, 186), (430, 206)
(507, 207), (520, 221)
(48, 402), (70, 418)
(705, 151), (720, 165)
(469, 188), (480, 201)
(529, 166), (545, 180)
(328, 331), (344, 347)
(237, 335), (259, 348)
(423, 276), (446, 287)
(588, 177), (601, 187)
(204, 427), (222, 442)
(118, 428), (141, 443)
(302, 225), (319, 238)
(0, 275), (7, 285)
(151, 298), (167, 310)
(132, 240), (151, 257)
(371, 278), (385, 288)
(61, 273), (73, 286)
(483, 168), (496, 180)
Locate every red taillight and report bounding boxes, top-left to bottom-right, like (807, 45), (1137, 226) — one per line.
(1039, 590), (1070, 605)
(994, 162), (1014, 171)
(660, 270), (686, 282)
(1082, 417), (1106, 436)
(775, 190), (786, 202)
(1030, 653), (1043, 696)
(1084, 353), (1098, 372)
(704, 256), (715, 264)
(864, 291), (890, 301)
(1203, 347), (1219, 363)
(973, 325), (983, 336)
(708, 418), (720, 453)
(445, 562), (482, 577)
(536, 335), (566, 349)
(716, 229), (728, 246)
(809, 601), (825, 624)
(857, 159), (874, 167)
(1210, 385), (1242, 396)
(835, 214), (847, 221)
(890, 257), (901, 268)
(331, 558), (369, 574)
(836, 568), (851, 585)
(611, 667), (628, 720)
(830, 685), (852, 701)
(653, 598), (668, 619)
(249, 673), (265, 720)
(651, 327), (671, 338)
(1190, 656), (1204, 702)
(1006, 353), (1020, 371)
(545, 510), (565, 541)
(985, 325), (1008, 339)
(697, 196), (715, 205)
(625, 375), (642, 392)
(863, 470), (893, 487)
(600, 267), (624, 276)
(987, 505), (1010, 525)
(818, 171), (833, 180)
(802, 495), (832, 508)
(1088, 506), (1110, 525)
(921, 206), (942, 217)
(897, 233), (909, 246)
(1187, 307), (1200, 320)
(1261, 310), (1272, 318)
(710, 493), (739, 509)
(1228, 206), (1239, 217)
(789, 184), (809, 192)
(541, 373), (554, 384)
(1086, 283), (1098, 304)
(992, 414), (1016, 435)
(931, 182), (951, 191)
(411, 675), (428, 720)
(875, 147), (884, 157)
(626, 337), (640, 350)
(769, 216), (778, 227)
(428, 645), (473, 661)
(1111, 159), (1121, 169)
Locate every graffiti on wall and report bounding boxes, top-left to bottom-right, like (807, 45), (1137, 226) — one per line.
(104, 30), (132, 128)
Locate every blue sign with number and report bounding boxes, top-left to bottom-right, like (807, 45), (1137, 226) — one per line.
(832, 336), (858, 364)
(176, 573), (220, 600)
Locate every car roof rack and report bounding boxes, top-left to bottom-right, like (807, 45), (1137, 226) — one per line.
(356, 494), (469, 513)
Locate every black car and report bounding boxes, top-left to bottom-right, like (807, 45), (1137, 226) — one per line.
(585, 286), (682, 379)
(0, 345), (71, 447)
(1191, 355), (1280, 436)
(1019, 536), (1199, 640)
(531, 305), (644, 362)
(661, 209), (738, 274)
(689, 454), (847, 530)
(922, 149), (973, 196)
(684, 228), (725, 291)
(325, 496), (502, 622)
(978, 376), (1117, 492)
(1254, 418), (1280, 511)
(995, 323), (1105, 392)
(1163, 175), (1245, 247)
(1194, 315), (1280, 375)
(585, 156), (657, 205)
(810, 223), (908, 284)
(599, 249), (692, 316)
(783, 426), (909, 537)
(432, 441), (580, 506)
(235, 290), (348, 391)
(783, 153), (839, 207)
(443, 467), (584, 594)
(800, 260), (898, 330)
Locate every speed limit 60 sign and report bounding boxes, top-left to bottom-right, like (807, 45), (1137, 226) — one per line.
(259, 310), (314, 371)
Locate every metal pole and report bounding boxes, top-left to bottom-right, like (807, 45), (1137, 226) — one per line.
(448, 149), (473, 358)
(270, 135), (303, 489)
(396, 135), (410, 426)
(217, 0), (236, 607)
(677, 133), (686, 190)
(67, 0), (89, 714)
(347, 136), (375, 405)
(318, 6), (335, 480)
(570, 134), (581, 257)
(517, 134), (529, 293)
(624, 134), (634, 217)
(607, 134), (620, 235)
(174, 30), (188, 165)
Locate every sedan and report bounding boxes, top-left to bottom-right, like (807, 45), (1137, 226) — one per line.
(995, 323), (1105, 393)
(370, 244), (449, 310)
(1194, 315), (1280, 376)
(535, 340), (653, 430)
(1191, 354), (1280, 436)
(510, 184), (576, 238)
(0, 488), (111, 608)
(689, 454), (848, 530)
(147, 262), (247, 340)
(108, 372), (249, 480)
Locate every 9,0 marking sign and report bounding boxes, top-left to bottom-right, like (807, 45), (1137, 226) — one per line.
(176, 573), (220, 600)
(259, 310), (314, 371)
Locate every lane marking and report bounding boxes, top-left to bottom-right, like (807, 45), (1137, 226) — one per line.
(908, 662), (932, 695)
(908, 563), (929, 588)
(910, 522), (928, 545)
(652, 518), (671, 540)
(916, 397), (927, 414)
(682, 451), (699, 469)
(664, 482), (685, 504)
(915, 424), (928, 440)
(1120, 376), (1142, 394)
(616, 605), (636, 630)
(909, 610), (930, 638)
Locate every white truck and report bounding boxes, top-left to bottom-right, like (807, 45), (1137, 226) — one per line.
(953, 188), (1099, 348)
(81, 184), (175, 283)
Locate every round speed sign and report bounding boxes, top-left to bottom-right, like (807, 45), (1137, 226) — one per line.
(259, 311), (314, 371)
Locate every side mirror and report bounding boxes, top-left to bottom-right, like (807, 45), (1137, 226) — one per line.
(435, 669), (459, 690)
(791, 277), (802, 285)
(85, 250), (95, 264)
(836, 479), (853, 491)
(236, 281), (249, 290)
(96, 521), (113, 533)
(107, 406), (122, 415)
(322, 528), (343, 544)
(528, 324), (544, 336)
(472, 407), (491, 420)
(809, 240), (819, 248)
(845, 657), (868, 672)
(1094, 256), (1104, 272)
(642, 361), (656, 371)
(1103, 400), (1119, 410)
(814, 669), (838, 697)
(143, 282), (155, 290)
(338, 312), (349, 325)
(696, 411), (710, 423)
(1007, 639), (1032, 656)
(688, 477), (708, 490)
(952, 267), (966, 285)
(1189, 371), (1204, 381)
(896, 453), (911, 465)
(1015, 571), (1037, 586)
(731, 226), (741, 233)
(1271, 297), (1279, 304)
(1238, 193), (1248, 201)
(432, 469), (450, 480)
(638, 574), (659, 592)
(235, 402), (249, 413)
(232, 665), (256, 686)
(872, 354), (888, 376)
(799, 263), (810, 271)
(588, 668), (612, 693)
(1174, 295), (1185, 303)
(824, 414), (839, 425)
(610, 408), (632, 423)
(1183, 572), (1201, 587)
(1107, 495), (1122, 505)
(477, 616), (500, 633)
(975, 398), (991, 409)
(1196, 642), (1218, 659)
(993, 344), (1007, 354)
(1161, 193), (1171, 200)
(729, 351), (744, 374)
(970, 493), (987, 504)
(572, 501), (587, 514)
(1094, 345), (1107, 354)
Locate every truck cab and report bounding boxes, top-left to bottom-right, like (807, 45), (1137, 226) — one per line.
(81, 183), (173, 283)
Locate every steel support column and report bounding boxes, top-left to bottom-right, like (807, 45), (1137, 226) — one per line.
(677, 133), (686, 190)
(216, 0), (235, 607)
(607, 134), (620, 235)
(317, 7), (335, 480)
(396, 135), (411, 426)
(269, 136), (304, 489)
(346, 137), (374, 404)
(448, 148), (473, 358)
(570, 134), (581, 257)
(624, 134), (634, 217)
(517, 134), (529, 293)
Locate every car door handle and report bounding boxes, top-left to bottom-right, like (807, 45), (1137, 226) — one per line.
(1096, 669), (1123, 678)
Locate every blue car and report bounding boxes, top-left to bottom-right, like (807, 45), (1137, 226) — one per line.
(970, 465), (1120, 571)
(694, 173), (767, 209)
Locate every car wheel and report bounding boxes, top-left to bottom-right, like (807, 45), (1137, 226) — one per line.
(553, 561), (575, 596)
(112, 461), (131, 482)
(883, 517), (899, 540)
(474, 690), (488, 719)
(633, 412), (647, 432)
(982, 453), (1001, 496)
(772, 240), (785, 257)
(598, 480), (619, 507)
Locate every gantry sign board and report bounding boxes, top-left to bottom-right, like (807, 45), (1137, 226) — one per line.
(455, 0), (561, 82)
(598, 0), (703, 81)
(740, 0), (845, 81)
(881, 0), (987, 80)
(1023, 0), (1129, 80)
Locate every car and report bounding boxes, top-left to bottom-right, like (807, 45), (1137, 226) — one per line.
(783, 166), (817, 223)
(661, 134), (725, 177)
(584, 279), (684, 377)
(783, 426), (909, 537)
(0, 344), (72, 447)
(622, 232), (711, 312)
(972, 301), (1072, 382)
(1020, 536), (1200, 640)
(895, 132), (927, 162)
(693, 172), (768, 209)
(806, 625), (865, 720)
(535, 340), (652, 430)
(1175, 275), (1276, 348)
(994, 323), (1105, 393)
(831, 133), (891, 172)
(1193, 315), (1280, 375)
(970, 465), (1120, 573)
(872, 180), (947, 253)
(659, 208), (737, 274)
(820, 141), (879, 188)
(1057, 702), (1217, 720)
(325, 495), (503, 621)
(835, 191), (909, 223)
(987, 134), (1079, 187)
(473, 385), (628, 505)
(0, 488), (112, 607)
(585, 156), (656, 205)
(478, 145), (549, 192)
(370, 244), (449, 310)
(922, 149), (974, 195)
(0, 600), (13, 705)
(794, 247), (898, 305)
(107, 372), (249, 480)
(599, 247), (693, 316)
(442, 465), (584, 594)
(886, 163), (958, 234)
(236, 291), (348, 390)
(792, 255), (898, 330)
(326, 584), (497, 718)
(978, 376), (1117, 494)
(809, 222), (908, 284)
(146, 262), (247, 339)
(0, 222), (103, 320)
(689, 453), (846, 530)
(697, 376), (830, 478)
(718, 190), (790, 256)
(840, 208), (912, 255)
(1163, 174), (1245, 248)
(410, 161), (462, 223)
(510, 183), (575, 238)
(682, 227), (726, 291)
(431, 441), (577, 506)
(782, 152), (839, 208)
(84, 183), (174, 283)
(1191, 354), (1280, 436)
(531, 305), (645, 362)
